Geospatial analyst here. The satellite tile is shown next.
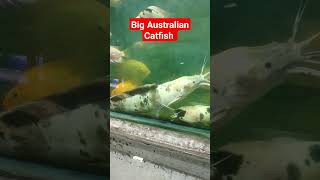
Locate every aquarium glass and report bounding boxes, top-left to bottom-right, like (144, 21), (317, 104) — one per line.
(212, 0), (320, 147)
(212, 0), (320, 178)
(110, 0), (211, 132)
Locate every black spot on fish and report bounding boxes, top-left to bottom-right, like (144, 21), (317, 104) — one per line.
(309, 144), (320, 163)
(286, 163), (301, 180)
(143, 98), (148, 105)
(212, 151), (243, 177)
(77, 130), (87, 146)
(174, 109), (186, 121)
(213, 87), (219, 94)
(305, 159), (310, 167)
(96, 126), (108, 141)
(193, 81), (196, 84)
(140, 101), (145, 108)
(165, 86), (170, 92)
(200, 113), (204, 120)
(265, 62), (272, 69)
(94, 111), (100, 118)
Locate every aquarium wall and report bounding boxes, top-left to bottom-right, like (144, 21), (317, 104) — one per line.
(110, 0), (211, 133)
(212, 0), (320, 179)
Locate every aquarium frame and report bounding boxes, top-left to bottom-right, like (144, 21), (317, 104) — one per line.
(110, 111), (210, 138)
(110, 117), (210, 179)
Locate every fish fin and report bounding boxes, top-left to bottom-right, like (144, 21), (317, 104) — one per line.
(0, 78), (108, 122)
(110, 84), (158, 101)
(46, 78), (108, 109)
(0, 101), (67, 123)
(159, 103), (175, 111)
(166, 96), (182, 107)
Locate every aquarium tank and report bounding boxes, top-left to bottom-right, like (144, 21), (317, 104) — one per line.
(212, 0), (320, 179)
(0, 0), (108, 176)
(110, 0), (210, 136)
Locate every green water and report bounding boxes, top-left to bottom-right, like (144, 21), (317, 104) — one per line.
(213, 0), (320, 147)
(110, 0), (210, 129)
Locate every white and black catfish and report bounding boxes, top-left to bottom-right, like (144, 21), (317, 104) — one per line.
(212, 0), (320, 130)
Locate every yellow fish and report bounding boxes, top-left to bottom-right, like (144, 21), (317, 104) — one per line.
(112, 59), (151, 84)
(0, 0), (108, 62)
(2, 60), (101, 109)
(111, 80), (137, 96)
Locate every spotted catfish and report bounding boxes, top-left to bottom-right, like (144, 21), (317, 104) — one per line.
(214, 138), (320, 180)
(0, 79), (108, 174)
(110, 58), (210, 117)
(212, 0), (320, 129)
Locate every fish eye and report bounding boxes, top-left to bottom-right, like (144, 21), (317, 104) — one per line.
(265, 62), (272, 69)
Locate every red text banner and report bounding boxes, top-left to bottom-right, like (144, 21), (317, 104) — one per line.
(129, 18), (191, 42)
